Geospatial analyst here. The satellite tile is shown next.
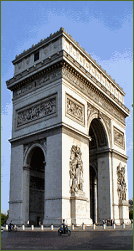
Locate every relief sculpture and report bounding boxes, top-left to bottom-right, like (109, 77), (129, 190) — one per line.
(66, 93), (85, 126)
(17, 96), (56, 127)
(114, 126), (124, 149)
(69, 145), (84, 193)
(117, 162), (127, 200)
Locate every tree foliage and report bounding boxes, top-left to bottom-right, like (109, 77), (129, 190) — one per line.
(1, 211), (9, 226)
(129, 210), (133, 219)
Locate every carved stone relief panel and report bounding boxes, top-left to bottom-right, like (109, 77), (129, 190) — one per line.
(117, 162), (127, 200)
(69, 145), (84, 193)
(114, 126), (125, 149)
(16, 94), (57, 128)
(65, 93), (85, 126)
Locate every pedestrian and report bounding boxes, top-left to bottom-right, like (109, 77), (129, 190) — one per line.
(103, 219), (105, 225)
(9, 220), (14, 230)
(62, 219), (66, 233)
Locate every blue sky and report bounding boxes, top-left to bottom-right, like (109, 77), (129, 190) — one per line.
(1, 1), (133, 214)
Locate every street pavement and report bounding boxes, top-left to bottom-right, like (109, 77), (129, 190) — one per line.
(1, 226), (133, 250)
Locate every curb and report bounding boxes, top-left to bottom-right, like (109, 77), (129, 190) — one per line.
(3, 227), (133, 232)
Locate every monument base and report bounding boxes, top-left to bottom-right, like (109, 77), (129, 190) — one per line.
(70, 190), (92, 226)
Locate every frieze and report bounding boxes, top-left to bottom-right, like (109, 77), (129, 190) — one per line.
(13, 68), (62, 99)
(63, 67), (125, 125)
(69, 145), (84, 193)
(114, 126), (125, 149)
(16, 94), (57, 128)
(65, 93), (85, 126)
(117, 162), (127, 200)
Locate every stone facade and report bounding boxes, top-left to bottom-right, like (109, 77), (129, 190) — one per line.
(6, 28), (130, 226)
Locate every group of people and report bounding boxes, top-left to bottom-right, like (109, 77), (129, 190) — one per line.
(102, 219), (115, 226)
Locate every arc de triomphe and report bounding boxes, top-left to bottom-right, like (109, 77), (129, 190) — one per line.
(6, 28), (130, 226)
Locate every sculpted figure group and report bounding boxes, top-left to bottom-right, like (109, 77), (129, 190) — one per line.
(117, 162), (127, 200)
(69, 145), (84, 193)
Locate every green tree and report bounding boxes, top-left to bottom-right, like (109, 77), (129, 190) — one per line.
(1, 211), (9, 226)
(129, 210), (133, 219)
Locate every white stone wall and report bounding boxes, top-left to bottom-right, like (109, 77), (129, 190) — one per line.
(44, 133), (62, 225)
(8, 144), (23, 224)
(22, 169), (30, 224)
(97, 155), (111, 222)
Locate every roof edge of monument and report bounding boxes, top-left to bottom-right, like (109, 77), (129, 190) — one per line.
(12, 27), (125, 95)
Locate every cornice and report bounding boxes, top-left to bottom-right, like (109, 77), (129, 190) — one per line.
(90, 148), (128, 161)
(111, 149), (128, 160)
(9, 122), (63, 144)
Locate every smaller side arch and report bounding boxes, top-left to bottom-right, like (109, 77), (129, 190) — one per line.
(24, 143), (46, 167)
(88, 112), (110, 149)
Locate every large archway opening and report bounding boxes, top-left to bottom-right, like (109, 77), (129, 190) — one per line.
(89, 118), (108, 224)
(27, 147), (45, 226)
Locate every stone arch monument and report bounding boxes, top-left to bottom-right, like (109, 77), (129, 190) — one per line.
(6, 28), (130, 226)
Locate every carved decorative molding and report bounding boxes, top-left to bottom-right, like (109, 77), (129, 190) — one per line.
(87, 103), (97, 122)
(63, 67), (126, 125)
(101, 113), (112, 147)
(13, 68), (62, 99)
(117, 162), (127, 200)
(16, 94), (57, 128)
(9, 200), (23, 204)
(69, 145), (84, 193)
(114, 126), (125, 149)
(66, 93), (85, 126)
